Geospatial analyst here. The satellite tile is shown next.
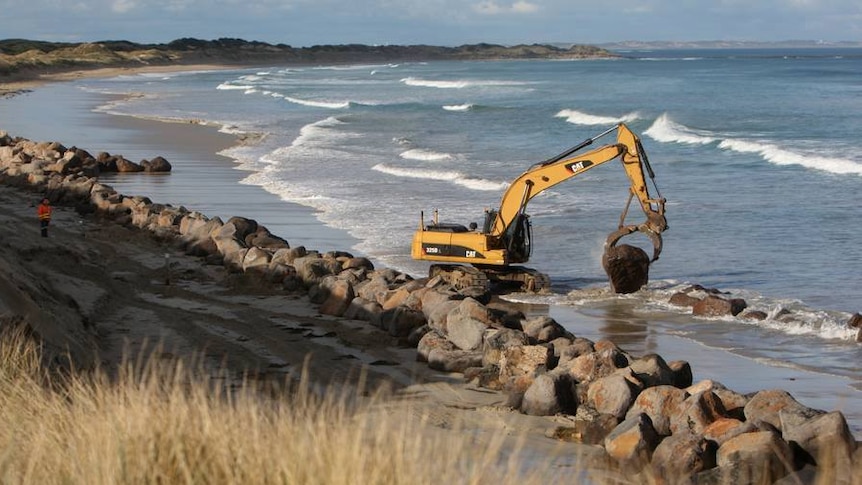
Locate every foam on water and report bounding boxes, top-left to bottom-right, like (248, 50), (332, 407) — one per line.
(399, 148), (454, 161)
(400, 77), (528, 89)
(555, 109), (641, 126)
(371, 163), (507, 191)
(283, 96), (351, 109)
(644, 113), (717, 144)
(647, 114), (862, 175)
(443, 103), (474, 111)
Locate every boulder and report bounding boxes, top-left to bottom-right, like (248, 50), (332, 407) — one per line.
(378, 306), (426, 339)
(670, 390), (727, 435)
(417, 330), (454, 363)
(668, 360), (693, 388)
(114, 156), (144, 172)
(521, 371), (577, 416)
(602, 244), (650, 294)
(586, 368), (643, 420)
(626, 385), (689, 436)
(141, 156), (172, 172)
(241, 246), (272, 274)
(692, 295), (747, 317)
(781, 411), (856, 467)
(498, 345), (551, 383)
(627, 353), (675, 388)
(314, 277), (355, 317)
(427, 348), (483, 373)
(446, 310), (490, 351)
(562, 343), (630, 384)
(716, 431), (795, 483)
(669, 292), (701, 308)
(743, 389), (824, 429)
(482, 328), (529, 367)
(343, 297), (381, 322)
(702, 417), (758, 448)
(522, 315), (569, 344)
(245, 227), (290, 250)
(548, 406), (619, 445)
(604, 413), (660, 471)
(651, 432), (717, 480)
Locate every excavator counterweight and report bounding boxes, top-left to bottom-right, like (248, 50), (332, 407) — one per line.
(411, 123), (667, 294)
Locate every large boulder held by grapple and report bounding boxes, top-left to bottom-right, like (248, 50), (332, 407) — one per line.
(602, 244), (650, 294)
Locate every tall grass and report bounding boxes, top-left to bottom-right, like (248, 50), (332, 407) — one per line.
(0, 329), (593, 485)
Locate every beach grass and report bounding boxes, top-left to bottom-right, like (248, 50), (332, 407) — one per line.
(0, 328), (604, 485)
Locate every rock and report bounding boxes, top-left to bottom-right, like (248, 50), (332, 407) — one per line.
(781, 411), (856, 468)
(114, 156), (144, 172)
(848, 313), (862, 328)
(427, 348), (483, 373)
(587, 368), (642, 420)
(548, 406), (619, 445)
(670, 390), (727, 435)
(521, 371), (577, 416)
(522, 315), (569, 344)
(498, 345), (551, 383)
(482, 328), (529, 367)
(628, 353), (675, 388)
(245, 227), (290, 250)
(445, 312), (489, 351)
(241, 246), (272, 274)
(712, 387), (748, 420)
(740, 309), (768, 320)
(744, 389), (824, 430)
(343, 297), (381, 321)
(603, 413), (660, 471)
(141, 155), (172, 172)
(692, 295), (747, 317)
(669, 292), (700, 308)
(556, 337), (595, 367)
(702, 418), (757, 447)
(562, 343), (630, 383)
(602, 244), (650, 294)
(417, 330), (454, 363)
(668, 360), (693, 388)
(626, 385), (689, 436)
(315, 277), (355, 317)
(651, 432), (717, 480)
(378, 306), (425, 338)
(716, 431), (795, 483)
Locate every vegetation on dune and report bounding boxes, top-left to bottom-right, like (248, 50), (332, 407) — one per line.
(0, 37), (616, 79)
(0, 327), (583, 485)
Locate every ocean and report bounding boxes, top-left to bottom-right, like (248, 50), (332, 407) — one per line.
(2, 47), (860, 432)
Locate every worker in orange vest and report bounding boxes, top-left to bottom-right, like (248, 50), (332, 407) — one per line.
(37, 198), (52, 237)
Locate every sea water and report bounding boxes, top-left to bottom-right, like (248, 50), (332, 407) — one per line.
(3, 48), (861, 430)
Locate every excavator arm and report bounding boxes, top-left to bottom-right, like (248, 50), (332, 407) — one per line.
(489, 123), (667, 260)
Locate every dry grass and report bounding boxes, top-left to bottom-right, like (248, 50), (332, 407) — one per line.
(0, 329), (593, 485)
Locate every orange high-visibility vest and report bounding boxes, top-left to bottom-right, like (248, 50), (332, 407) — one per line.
(38, 203), (52, 221)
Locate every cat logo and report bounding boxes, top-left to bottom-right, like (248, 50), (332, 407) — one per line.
(465, 250), (477, 258)
(566, 160), (592, 173)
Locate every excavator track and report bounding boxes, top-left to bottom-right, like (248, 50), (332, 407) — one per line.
(429, 264), (550, 295)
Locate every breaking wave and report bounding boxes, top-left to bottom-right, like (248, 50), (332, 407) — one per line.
(399, 149), (454, 162)
(443, 103), (474, 111)
(555, 109), (641, 126)
(371, 164), (507, 191)
(400, 77), (527, 89)
(646, 114), (862, 175)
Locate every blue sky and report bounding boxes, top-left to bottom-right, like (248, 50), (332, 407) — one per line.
(1, 0), (860, 46)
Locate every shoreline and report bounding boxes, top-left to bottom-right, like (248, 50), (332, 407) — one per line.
(2, 65), (860, 481)
(1, 66), (361, 254)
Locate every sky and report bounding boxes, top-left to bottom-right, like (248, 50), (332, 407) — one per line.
(1, 0), (860, 47)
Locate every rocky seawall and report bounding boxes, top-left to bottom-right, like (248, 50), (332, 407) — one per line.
(0, 130), (860, 483)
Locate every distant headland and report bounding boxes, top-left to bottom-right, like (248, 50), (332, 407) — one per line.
(0, 38), (617, 82)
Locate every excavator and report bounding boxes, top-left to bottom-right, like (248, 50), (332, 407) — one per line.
(410, 122), (667, 293)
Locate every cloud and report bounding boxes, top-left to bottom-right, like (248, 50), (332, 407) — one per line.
(111, 0), (136, 13)
(473, 1), (539, 15)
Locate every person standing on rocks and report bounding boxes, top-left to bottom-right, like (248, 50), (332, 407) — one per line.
(37, 198), (52, 237)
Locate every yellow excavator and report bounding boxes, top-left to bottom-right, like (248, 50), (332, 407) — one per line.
(410, 122), (667, 293)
